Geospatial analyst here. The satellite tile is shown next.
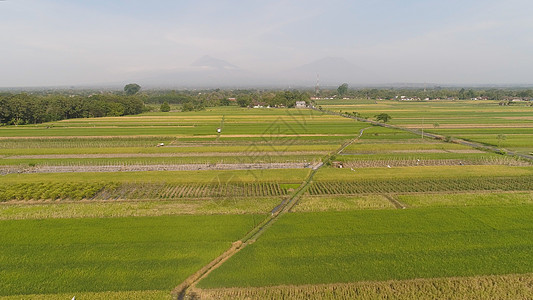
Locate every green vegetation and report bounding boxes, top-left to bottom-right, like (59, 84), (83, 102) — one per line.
(318, 99), (533, 155)
(1, 96), (532, 299)
(0, 290), (170, 300)
(308, 175), (533, 195)
(292, 195), (394, 212)
(374, 113), (392, 123)
(199, 207), (533, 288)
(0, 182), (110, 202)
(0, 198), (281, 220)
(398, 191), (533, 208)
(0, 215), (259, 296)
(0, 93), (145, 125)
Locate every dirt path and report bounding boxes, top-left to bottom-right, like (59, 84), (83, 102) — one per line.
(383, 194), (406, 209)
(172, 127), (368, 300)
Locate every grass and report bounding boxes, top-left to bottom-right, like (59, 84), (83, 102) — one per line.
(292, 195), (394, 212)
(318, 99), (533, 154)
(0, 107), (362, 138)
(199, 206), (533, 288)
(0, 214), (261, 296)
(398, 191), (533, 208)
(1, 101), (532, 299)
(0, 290), (170, 300)
(0, 197), (282, 220)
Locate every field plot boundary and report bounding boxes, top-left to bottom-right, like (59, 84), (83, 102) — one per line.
(171, 125), (368, 299)
(314, 107), (533, 162)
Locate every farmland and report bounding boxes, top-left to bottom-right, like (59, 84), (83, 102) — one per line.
(317, 99), (533, 155)
(0, 215), (258, 296)
(1, 100), (532, 299)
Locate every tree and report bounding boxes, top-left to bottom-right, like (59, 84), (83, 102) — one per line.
(236, 95), (252, 108)
(181, 102), (195, 112)
(220, 98), (231, 106)
(124, 83), (141, 96)
(458, 88), (466, 100)
(160, 101), (170, 112)
(375, 113), (392, 123)
(337, 83), (348, 97)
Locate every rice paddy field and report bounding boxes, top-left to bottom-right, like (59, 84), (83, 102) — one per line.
(316, 99), (533, 155)
(1, 102), (532, 299)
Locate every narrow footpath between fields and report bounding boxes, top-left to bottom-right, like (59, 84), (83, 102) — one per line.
(171, 126), (370, 300)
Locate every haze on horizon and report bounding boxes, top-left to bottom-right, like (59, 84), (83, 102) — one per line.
(1, 0), (533, 88)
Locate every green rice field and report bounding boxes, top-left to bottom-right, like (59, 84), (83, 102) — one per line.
(1, 101), (532, 299)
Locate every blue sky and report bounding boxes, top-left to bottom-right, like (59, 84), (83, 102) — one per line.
(1, 0), (533, 87)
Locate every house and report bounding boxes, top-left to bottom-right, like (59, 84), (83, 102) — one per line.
(295, 101), (307, 108)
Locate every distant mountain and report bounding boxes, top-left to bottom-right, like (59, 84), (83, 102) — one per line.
(280, 57), (383, 86)
(136, 56), (261, 88)
(133, 56), (388, 88)
(191, 55), (239, 71)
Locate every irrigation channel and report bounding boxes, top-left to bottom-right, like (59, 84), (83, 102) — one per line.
(172, 127), (369, 300)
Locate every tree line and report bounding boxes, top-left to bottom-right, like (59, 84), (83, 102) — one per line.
(145, 90), (310, 111)
(0, 93), (145, 125)
(2, 84), (531, 125)
(330, 84), (533, 100)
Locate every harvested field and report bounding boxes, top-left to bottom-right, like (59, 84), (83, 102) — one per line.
(292, 195), (394, 212)
(195, 273), (533, 300)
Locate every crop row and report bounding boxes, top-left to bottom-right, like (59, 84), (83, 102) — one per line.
(96, 182), (289, 200)
(308, 176), (533, 195)
(340, 157), (530, 168)
(0, 182), (112, 202)
(2, 155), (320, 167)
(0, 137), (173, 149)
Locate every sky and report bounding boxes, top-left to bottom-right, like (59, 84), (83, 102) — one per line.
(1, 0), (533, 87)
